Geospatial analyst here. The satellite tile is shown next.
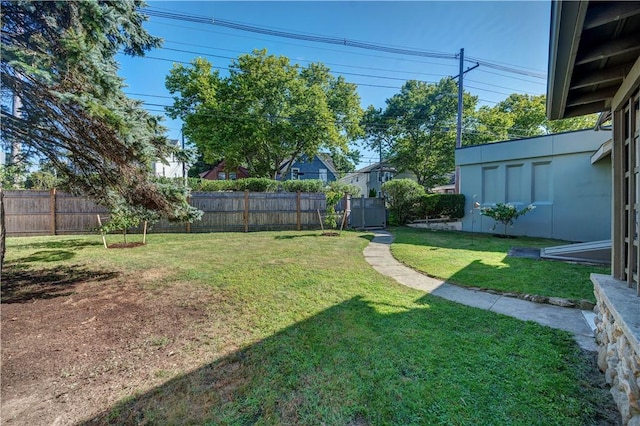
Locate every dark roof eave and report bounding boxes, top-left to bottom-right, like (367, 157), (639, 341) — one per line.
(547, 1), (589, 120)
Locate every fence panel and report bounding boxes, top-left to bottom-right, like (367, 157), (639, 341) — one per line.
(3, 190), (331, 236)
(4, 190), (52, 236)
(55, 192), (108, 235)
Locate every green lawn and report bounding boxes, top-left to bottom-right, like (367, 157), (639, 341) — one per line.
(4, 231), (614, 425)
(390, 227), (610, 303)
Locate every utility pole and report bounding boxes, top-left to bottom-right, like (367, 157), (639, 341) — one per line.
(453, 48), (479, 193)
(456, 48), (464, 151)
(378, 139), (383, 198)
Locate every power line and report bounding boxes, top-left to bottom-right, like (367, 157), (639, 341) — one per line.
(156, 45), (537, 95)
(163, 39), (452, 79)
(145, 8), (458, 60)
(150, 20), (458, 70)
(160, 46), (440, 84)
(143, 6), (547, 80)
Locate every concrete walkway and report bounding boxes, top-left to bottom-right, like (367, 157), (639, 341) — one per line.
(364, 230), (598, 351)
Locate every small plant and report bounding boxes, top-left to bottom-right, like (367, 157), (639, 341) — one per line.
(480, 203), (535, 236)
(98, 204), (159, 245)
(323, 190), (343, 230)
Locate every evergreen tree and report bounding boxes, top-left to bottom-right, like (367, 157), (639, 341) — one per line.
(1, 1), (200, 266)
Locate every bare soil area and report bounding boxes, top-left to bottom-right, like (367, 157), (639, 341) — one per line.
(1, 265), (219, 425)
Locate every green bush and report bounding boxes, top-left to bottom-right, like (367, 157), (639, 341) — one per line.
(24, 171), (60, 190)
(414, 194), (439, 219)
(190, 179), (236, 191)
(381, 179), (425, 225)
(368, 188), (377, 198)
(435, 193), (465, 219)
(234, 178), (279, 192)
(281, 179), (325, 193)
(188, 178), (279, 192)
(328, 181), (362, 197)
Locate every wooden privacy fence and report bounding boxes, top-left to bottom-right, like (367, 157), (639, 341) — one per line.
(3, 190), (328, 236)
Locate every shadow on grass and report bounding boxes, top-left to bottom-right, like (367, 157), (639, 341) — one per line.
(274, 233), (320, 240)
(9, 238), (102, 251)
(80, 295), (617, 426)
(1, 265), (120, 303)
(9, 249), (77, 264)
(391, 227), (566, 255)
(357, 233), (376, 242)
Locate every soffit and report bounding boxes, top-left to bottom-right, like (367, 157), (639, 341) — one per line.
(548, 1), (640, 119)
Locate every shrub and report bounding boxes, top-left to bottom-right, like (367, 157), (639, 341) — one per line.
(368, 188), (377, 198)
(234, 178), (279, 192)
(435, 193), (466, 219)
(381, 179), (425, 225)
(414, 194), (439, 219)
(328, 181), (362, 198)
(98, 204), (159, 244)
(189, 179), (236, 191)
(323, 190), (344, 229)
(281, 179), (325, 193)
(480, 203), (535, 236)
(24, 171), (60, 190)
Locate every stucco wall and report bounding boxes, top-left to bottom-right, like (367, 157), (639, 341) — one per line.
(456, 129), (611, 242)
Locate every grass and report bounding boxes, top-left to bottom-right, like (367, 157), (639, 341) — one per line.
(4, 231), (615, 425)
(390, 227), (610, 303)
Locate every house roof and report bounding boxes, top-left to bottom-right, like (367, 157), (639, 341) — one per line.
(352, 161), (397, 174)
(547, 1), (640, 119)
(279, 153), (338, 177)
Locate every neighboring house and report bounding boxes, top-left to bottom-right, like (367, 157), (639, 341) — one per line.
(431, 172), (456, 194)
(153, 139), (186, 179)
(547, 2), (639, 424)
(279, 153), (338, 183)
(340, 161), (419, 198)
(199, 160), (249, 180)
(457, 129), (611, 242)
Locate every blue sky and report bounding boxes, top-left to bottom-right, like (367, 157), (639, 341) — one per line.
(117, 1), (551, 168)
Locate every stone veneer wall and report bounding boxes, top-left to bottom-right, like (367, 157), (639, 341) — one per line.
(592, 274), (640, 426)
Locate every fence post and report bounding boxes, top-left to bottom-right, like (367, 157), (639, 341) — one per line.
(296, 191), (301, 231)
(186, 196), (191, 233)
(344, 193), (350, 229)
(244, 190), (249, 233)
(361, 195), (365, 229)
(50, 188), (57, 235)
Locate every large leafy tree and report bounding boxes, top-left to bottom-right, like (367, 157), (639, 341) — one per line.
(165, 50), (363, 179)
(464, 94), (598, 145)
(1, 1), (200, 266)
(377, 79), (476, 189)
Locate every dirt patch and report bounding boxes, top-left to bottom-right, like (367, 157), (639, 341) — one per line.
(1, 265), (221, 426)
(107, 242), (146, 249)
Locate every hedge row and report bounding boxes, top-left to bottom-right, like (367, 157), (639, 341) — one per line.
(185, 177), (361, 196)
(417, 193), (466, 219)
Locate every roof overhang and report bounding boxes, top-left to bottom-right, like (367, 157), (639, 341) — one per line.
(547, 1), (640, 120)
(591, 138), (612, 164)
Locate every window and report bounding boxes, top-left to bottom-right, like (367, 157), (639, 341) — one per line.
(291, 168), (300, 180)
(319, 168), (327, 183)
(229, 172), (237, 181)
(217, 171), (226, 180)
